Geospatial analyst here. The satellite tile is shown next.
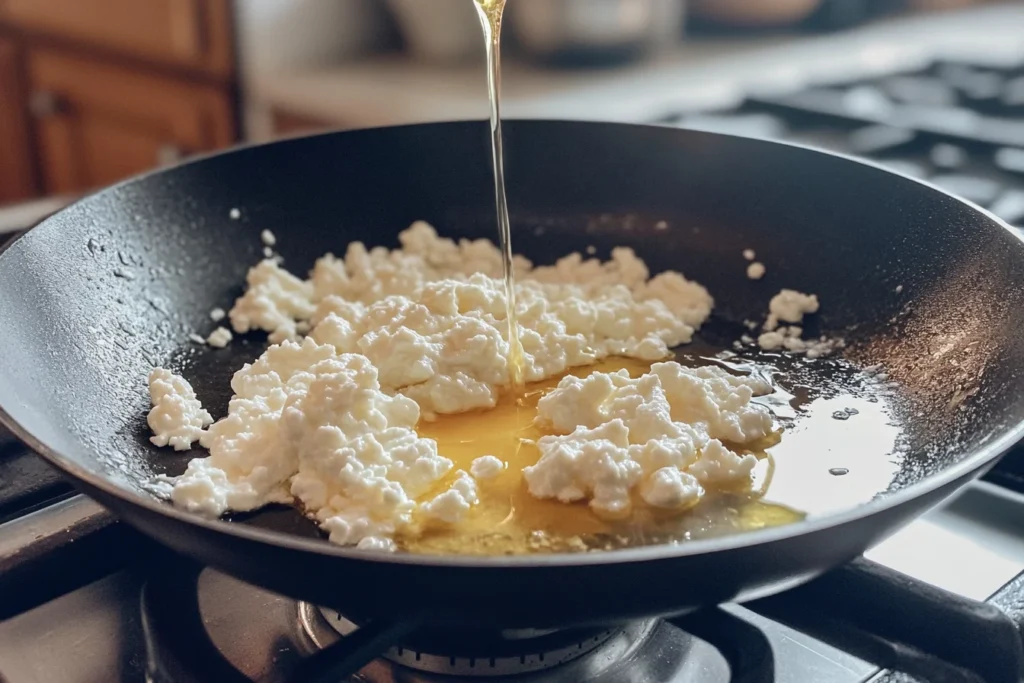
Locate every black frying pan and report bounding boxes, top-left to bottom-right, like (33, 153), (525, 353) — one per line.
(1, 120), (1023, 629)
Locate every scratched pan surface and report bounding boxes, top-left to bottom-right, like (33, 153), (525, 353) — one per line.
(1, 121), (1024, 628)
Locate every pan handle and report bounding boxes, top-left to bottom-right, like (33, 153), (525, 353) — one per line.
(0, 494), (134, 619)
(748, 557), (1018, 683)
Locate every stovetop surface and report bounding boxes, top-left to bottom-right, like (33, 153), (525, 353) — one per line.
(3, 481), (1024, 682)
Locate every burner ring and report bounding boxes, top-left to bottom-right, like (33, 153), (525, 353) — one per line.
(301, 604), (651, 677)
(383, 629), (616, 677)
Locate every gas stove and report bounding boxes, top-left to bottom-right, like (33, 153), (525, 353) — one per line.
(3, 482), (1024, 682)
(4, 47), (1024, 683)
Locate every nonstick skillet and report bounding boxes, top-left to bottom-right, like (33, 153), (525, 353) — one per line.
(1, 120), (1024, 630)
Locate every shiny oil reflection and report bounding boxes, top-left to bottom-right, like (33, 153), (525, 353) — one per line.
(400, 346), (906, 556)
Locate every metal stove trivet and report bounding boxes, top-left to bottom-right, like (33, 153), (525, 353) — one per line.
(302, 604), (635, 677)
(657, 56), (1024, 233)
(135, 547), (1024, 683)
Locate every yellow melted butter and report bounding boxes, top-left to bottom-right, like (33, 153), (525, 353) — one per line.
(398, 358), (804, 555)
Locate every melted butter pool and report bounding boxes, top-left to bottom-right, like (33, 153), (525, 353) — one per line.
(397, 350), (903, 556)
(760, 393), (902, 516)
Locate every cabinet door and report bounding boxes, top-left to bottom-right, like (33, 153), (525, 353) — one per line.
(1, 0), (234, 77)
(26, 49), (235, 195)
(0, 38), (38, 203)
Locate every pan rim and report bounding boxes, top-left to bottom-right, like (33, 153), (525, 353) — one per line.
(2, 118), (1024, 569)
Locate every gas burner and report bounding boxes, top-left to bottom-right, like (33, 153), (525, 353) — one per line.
(137, 557), (744, 683)
(300, 603), (657, 678)
(126, 544), (1024, 683)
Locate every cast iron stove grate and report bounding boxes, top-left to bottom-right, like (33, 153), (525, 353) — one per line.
(136, 551), (1024, 682)
(656, 57), (1024, 231)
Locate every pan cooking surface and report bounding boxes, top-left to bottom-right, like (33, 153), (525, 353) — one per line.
(379, 342), (909, 554)
(2, 121), (1023, 624)
(132, 274), (908, 557)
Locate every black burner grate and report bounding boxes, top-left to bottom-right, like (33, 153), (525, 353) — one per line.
(658, 58), (1024, 232)
(136, 550), (1024, 682)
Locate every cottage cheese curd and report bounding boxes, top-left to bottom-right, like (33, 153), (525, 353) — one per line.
(229, 260), (316, 344)
(147, 223), (807, 552)
(206, 326), (233, 348)
(164, 338), (477, 549)
(147, 369), (213, 451)
(232, 222), (712, 417)
(525, 362), (773, 517)
(753, 289), (842, 358)
(764, 289), (820, 331)
(470, 455), (504, 480)
(420, 470), (479, 524)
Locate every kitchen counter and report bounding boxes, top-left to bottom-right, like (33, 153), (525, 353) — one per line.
(0, 195), (69, 235)
(244, 3), (1024, 138)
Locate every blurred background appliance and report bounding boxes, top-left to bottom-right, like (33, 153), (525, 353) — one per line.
(508, 0), (688, 63)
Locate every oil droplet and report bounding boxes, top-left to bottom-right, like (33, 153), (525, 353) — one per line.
(829, 467), (850, 476)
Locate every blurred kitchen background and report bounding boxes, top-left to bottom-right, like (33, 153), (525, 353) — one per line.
(1, 0), (1023, 229)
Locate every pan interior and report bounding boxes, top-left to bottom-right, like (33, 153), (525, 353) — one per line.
(166, 328), (907, 556)
(0, 121), (1023, 559)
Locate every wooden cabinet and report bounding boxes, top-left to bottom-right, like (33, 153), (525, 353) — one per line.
(0, 0), (234, 77)
(0, 0), (238, 201)
(0, 38), (37, 202)
(27, 49), (234, 194)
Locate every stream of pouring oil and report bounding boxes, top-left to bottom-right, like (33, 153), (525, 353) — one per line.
(473, 0), (526, 392)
